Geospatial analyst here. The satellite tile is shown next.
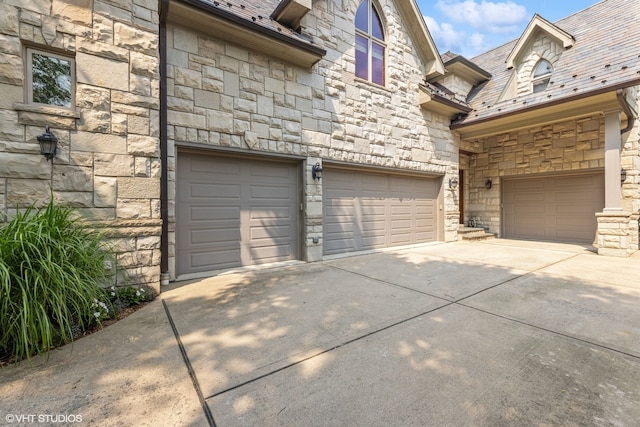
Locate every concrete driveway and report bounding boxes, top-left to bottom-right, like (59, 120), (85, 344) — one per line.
(2, 239), (640, 426)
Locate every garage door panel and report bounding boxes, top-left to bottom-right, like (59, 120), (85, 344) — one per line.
(191, 228), (240, 245)
(249, 206), (293, 220)
(191, 249), (240, 269)
(324, 169), (438, 255)
(504, 173), (603, 243)
(250, 244), (294, 262)
(361, 220), (386, 232)
(391, 205), (412, 215)
(191, 183), (240, 198)
(361, 235), (386, 249)
(189, 158), (240, 175)
(415, 219), (434, 228)
(324, 238), (355, 252)
(512, 192), (544, 203)
(190, 206), (240, 221)
(177, 154), (299, 275)
(250, 163), (294, 178)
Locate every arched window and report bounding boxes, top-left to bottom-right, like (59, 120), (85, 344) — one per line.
(532, 59), (552, 93)
(355, 0), (385, 85)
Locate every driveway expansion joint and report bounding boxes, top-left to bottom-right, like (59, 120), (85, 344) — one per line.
(162, 299), (217, 427)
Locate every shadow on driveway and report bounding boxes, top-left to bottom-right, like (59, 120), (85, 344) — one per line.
(162, 241), (640, 426)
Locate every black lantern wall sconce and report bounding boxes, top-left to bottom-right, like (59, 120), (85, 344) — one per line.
(449, 176), (459, 190)
(312, 162), (323, 181)
(621, 169), (627, 183)
(37, 126), (58, 161)
(485, 179), (493, 190)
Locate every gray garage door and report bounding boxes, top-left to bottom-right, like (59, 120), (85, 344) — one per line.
(176, 153), (299, 275)
(503, 173), (604, 243)
(323, 169), (439, 255)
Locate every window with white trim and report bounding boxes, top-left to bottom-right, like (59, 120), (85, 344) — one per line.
(532, 59), (552, 93)
(355, 0), (385, 86)
(26, 47), (75, 108)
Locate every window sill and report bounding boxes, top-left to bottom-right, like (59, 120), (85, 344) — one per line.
(353, 77), (392, 94)
(14, 103), (79, 130)
(14, 103), (80, 118)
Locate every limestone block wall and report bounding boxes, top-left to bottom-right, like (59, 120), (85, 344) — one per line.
(0, 0), (161, 291)
(466, 115), (606, 234)
(165, 0), (458, 278)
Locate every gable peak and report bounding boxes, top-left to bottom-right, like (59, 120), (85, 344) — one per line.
(505, 13), (574, 69)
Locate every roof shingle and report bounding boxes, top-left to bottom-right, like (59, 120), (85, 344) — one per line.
(459, 0), (640, 125)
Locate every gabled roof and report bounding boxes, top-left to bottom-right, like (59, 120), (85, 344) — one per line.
(167, 0), (325, 68)
(505, 14), (574, 69)
(440, 51), (491, 86)
(393, 0), (445, 79)
(453, 0), (640, 138)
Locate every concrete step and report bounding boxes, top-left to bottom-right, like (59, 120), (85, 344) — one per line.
(457, 226), (496, 241)
(460, 232), (496, 241)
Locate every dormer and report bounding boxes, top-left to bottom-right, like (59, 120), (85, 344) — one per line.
(429, 52), (491, 101)
(499, 14), (574, 101)
(505, 14), (574, 69)
(271, 0), (311, 31)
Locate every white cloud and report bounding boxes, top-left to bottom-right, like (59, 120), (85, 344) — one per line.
(425, 15), (490, 57)
(468, 33), (487, 53)
(423, 15), (466, 53)
(435, 0), (527, 33)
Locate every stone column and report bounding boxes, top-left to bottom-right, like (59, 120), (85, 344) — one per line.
(597, 110), (634, 256)
(603, 110), (622, 211)
(305, 157), (323, 262)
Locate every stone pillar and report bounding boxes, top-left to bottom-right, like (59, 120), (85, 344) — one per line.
(596, 111), (639, 256)
(596, 212), (634, 257)
(603, 111), (623, 211)
(305, 157), (323, 262)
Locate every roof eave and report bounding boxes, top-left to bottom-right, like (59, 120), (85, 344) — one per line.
(168, 0), (325, 68)
(452, 80), (640, 139)
(419, 85), (472, 119)
(393, 0), (445, 79)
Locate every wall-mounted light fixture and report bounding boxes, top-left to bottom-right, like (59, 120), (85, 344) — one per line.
(449, 176), (459, 190)
(37, 126), (58, 161)
(621, 169), (627, 183)
(312, 162), (323, 181)
(485, 179), (493, 190)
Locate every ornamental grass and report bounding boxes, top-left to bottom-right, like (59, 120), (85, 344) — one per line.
(0, 199), (115, 363)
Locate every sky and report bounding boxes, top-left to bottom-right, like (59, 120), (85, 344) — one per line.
(415, 0), (602, 59)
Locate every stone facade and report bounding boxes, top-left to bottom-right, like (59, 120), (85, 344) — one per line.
(2, 0), (639, 291)
(0, 0), (162, 291)
(165, 0), (459, 279)
(466, 115), (604, 232)
(463, 110), (640, 251)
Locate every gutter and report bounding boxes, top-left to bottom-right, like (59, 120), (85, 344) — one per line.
(159, 0), (169, 285)
(452, 77), (640, 131)
(617, 88), (636, 135)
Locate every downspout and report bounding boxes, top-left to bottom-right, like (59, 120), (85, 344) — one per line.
(617, 88), (636, 135)
(159, 0), (170, 286)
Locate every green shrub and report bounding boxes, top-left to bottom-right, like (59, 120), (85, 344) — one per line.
(0, 199), (116, 362)
(109, 285), (155, 314)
